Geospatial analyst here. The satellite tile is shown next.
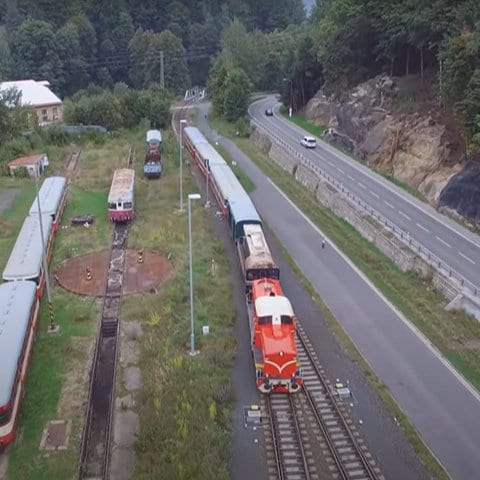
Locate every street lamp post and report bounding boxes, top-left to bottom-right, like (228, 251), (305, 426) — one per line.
(179, 119), (187, 211)
(188, 193), (201, 356)
(289, 79), (293, 118)
(35, 164), (57, 332)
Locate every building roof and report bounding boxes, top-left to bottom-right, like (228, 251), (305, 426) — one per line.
(0, 79), (62, 107)
(8, 154), (45, 167)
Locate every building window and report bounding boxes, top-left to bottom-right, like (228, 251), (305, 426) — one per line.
(42, 109), (48, 122)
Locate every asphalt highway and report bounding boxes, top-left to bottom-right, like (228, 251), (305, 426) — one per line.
(250, 96), (480, 295)
(199, 102), (480, 479)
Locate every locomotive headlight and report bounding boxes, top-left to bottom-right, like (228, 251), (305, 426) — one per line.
(279, 351), (284, 356)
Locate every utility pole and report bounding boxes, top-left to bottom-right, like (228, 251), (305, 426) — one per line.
(160, 51), (165, 90)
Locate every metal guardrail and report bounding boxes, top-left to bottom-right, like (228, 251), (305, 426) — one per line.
(251, 118), (480, 297)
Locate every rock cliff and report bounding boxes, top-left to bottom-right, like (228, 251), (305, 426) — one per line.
(304, 74), (480, 225)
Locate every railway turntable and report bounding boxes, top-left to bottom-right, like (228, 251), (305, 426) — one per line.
(55, 249), (172, 296)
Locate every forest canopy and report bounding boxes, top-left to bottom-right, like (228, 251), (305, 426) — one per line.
(1, 0), (480, 150)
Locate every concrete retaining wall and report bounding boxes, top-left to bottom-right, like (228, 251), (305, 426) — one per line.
(250, 124), (480, 319)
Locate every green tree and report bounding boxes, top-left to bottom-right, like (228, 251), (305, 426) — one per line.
(0, 27), (12, 80)
(208, 56), (229, 116)
(442, 31), (480, 105)
(457, 68), (480, 142)
(12, 19), (62, 89)
(56, 23), (85, 96)
(128, 28), (189, 94)
(223, 67), (251, 121)
(158, 29), (190, 95)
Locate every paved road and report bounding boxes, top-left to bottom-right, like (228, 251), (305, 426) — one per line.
(250, 96), (480, 296)
(198, 104), (480, 479)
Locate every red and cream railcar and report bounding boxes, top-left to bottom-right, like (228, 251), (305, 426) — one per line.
(108, 168), (135, 222)
(0, 281), (39, 451)
(248, 278), (302, 393)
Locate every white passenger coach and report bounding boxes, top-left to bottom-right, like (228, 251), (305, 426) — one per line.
(2, 215), (54, 297)
(29, 176), (67, 232)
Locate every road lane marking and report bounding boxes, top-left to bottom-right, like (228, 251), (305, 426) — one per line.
(357, 182), (366, 189)
(416, 223), (430, 233)
(347, 175), (355, 181)
(251, 99), (480, 256)
(328, 161), (335, 167)
(384, 200), (394, 208)
(264, 175), (480, 404)
(458, 251), (476, 265)
(261, 102), (480, 253)
(399, 211), (411, 220)
(337, 167), (345, 174)
(369, 190), (379, 198)
(435, 236), (451, 248)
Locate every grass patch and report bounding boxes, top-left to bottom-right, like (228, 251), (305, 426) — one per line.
(279, 105), (326, 137)
(5, 125), (235, 479)
(213, 116), (472, 479)
(379, 172), (427, 201)
(127, 128), (236, 479)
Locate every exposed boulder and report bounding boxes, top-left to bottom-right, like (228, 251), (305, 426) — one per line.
(304, 73), (468, 213)
(438, 161), (480, 226)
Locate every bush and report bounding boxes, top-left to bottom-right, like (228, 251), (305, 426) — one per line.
(234, 117), (250, 137)
(0, 136), (32, 164)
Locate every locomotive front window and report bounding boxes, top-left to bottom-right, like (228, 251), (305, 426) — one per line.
(108, 202), (117, 210)
(258, 315), (272, 325)
(281, 315), (292, 325)
(124, 202), (133, 209)
(0, 408), (11, 426)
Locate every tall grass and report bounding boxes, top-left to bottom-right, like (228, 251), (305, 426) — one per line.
(5, 124), (236, 479)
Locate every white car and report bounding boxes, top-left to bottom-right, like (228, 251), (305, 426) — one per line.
(301, 136), (316, 148)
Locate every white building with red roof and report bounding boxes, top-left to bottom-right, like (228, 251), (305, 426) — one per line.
(7, 153), (48, 178)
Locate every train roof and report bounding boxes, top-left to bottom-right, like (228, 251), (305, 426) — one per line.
(195, 143), (227, 167)
(228, 194), (261, 233)
(0, 281), (37, 405)
(184, 126), (208, 146)
(2, 215), (53, 281)
(210, 164), (246, 201)
(146, 129), (162, 142)
(108, 168), (135, 203)
(29, 176), (67, 217)
(255, 295), (294, 319)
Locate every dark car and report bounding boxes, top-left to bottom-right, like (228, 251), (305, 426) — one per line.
(265, 108), (273, 116)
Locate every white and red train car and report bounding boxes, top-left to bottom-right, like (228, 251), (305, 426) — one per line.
(183, 125), (302, 393)
(29, 176), (67, 232)
(0, 281), (40, 451)
(108, 168), (135, 222)
(248, 278), (302, 393)
(2, 214), (54, 298)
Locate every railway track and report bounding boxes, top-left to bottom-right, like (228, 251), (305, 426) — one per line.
(263, 324), (384, 480)
(77, 148), (134, 480)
